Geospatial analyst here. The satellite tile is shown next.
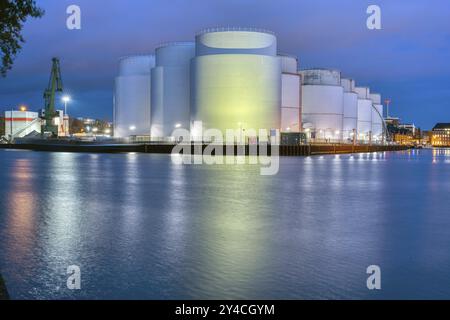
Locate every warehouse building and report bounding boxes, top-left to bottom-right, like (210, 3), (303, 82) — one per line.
(4, 110), (41, 139)
(113, 27), (386, 144)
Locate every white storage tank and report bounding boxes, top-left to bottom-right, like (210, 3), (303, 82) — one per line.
(281, 73), (301, 132)
(191, 29), (281, 136)
(370, 93), (384, 141)
(114, 55), (154, 138)
(195, 27), (277, 56)
(300, 69), (344, 141)
(150, 42), (195, 140)
(279, 54), (298, 74)
(355, 87), (372, 140)
(341, 78), (358, 141)
(302, 69), (341, 86)
(280, 54), (300, 133)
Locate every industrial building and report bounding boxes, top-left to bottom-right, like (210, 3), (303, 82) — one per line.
(113, 27), (386, 143)
(4, 110), (41, 139)
(431, 123), (450, 147)
(3, 109), (69, 140)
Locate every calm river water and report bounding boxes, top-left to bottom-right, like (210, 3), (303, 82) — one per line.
(1, 149), (450, 299)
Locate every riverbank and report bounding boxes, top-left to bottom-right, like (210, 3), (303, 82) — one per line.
(0, 142), (409, 156)
(0, 274), (9, 300)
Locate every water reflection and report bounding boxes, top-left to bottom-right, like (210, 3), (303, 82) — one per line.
(5, 159), (37, 263)
(1, 149), (450, 299)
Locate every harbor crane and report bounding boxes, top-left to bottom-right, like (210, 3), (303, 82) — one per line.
(41, 57), (63, 137)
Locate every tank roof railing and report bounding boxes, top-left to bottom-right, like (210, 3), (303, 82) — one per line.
(118, 54), (155, 62)
(196, 27), (276, 36)
(155, 41), (195, 50)
(277, 52), (299, 60)
(299, 67), (342, 73)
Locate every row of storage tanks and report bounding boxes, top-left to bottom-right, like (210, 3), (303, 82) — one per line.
(114, 28), (384, 142)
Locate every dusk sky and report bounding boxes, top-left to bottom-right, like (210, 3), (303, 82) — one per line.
(0, 0), (449, 129)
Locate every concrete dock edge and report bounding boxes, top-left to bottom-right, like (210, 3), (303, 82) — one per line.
(0, 143), (410, 156)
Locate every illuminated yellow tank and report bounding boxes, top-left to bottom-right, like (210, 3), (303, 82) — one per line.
(191, 28), (281, 135)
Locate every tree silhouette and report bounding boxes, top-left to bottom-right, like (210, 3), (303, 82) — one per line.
(0, 0), (44, 77)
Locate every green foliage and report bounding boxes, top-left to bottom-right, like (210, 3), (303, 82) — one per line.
(0, 273), (9, 300)
(0, 0), (44, 77)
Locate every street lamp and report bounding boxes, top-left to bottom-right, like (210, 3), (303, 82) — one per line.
(62, 96), (71, 115)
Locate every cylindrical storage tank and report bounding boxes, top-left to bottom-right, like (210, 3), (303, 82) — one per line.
(370, 93), (381, 105)
(191, 30), (281, 137)
(370, 93), (383, 141)
(355, 87), (370, 100)
(341, 78), (358, 141)
(114, 55), (154, 138)
(355, 87), (372, 140)
(301, 69), (341, 86)
(341, 78), (355, 92)
(196, 28), (277, 56)
(281, 73), (301, 132)
(150, 42), (195, 140)
(300, 69), (344, 141)
(279, 54), (298, 73)
(280, 54), (300, 132)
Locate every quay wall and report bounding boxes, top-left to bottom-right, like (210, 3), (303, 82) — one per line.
(0, 143), (410, 156)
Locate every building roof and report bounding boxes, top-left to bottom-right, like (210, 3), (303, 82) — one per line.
(433, 123), (450, 130)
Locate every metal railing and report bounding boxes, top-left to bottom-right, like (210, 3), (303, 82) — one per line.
(196, 27), (276, 36)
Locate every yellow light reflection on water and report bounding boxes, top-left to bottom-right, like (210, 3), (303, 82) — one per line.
(6, 159), (36, 264)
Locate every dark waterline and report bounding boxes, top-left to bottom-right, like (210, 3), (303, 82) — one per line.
(1, 149), (450, 300)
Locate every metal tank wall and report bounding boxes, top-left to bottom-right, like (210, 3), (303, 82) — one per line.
(114, 55), (154, 138)
(196, 28), (277, 56)
(280, 55), (301, 132)
(300, 69), (344, 141)
(191, 30), (281, 136)
(150, 42), (195, 140)
(370, 93), (383, 141)
(279, 55), (298, 74)
(341, 78), (358, 141)
(355, 87), (372, 140)
(281, 73), (301, 132)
